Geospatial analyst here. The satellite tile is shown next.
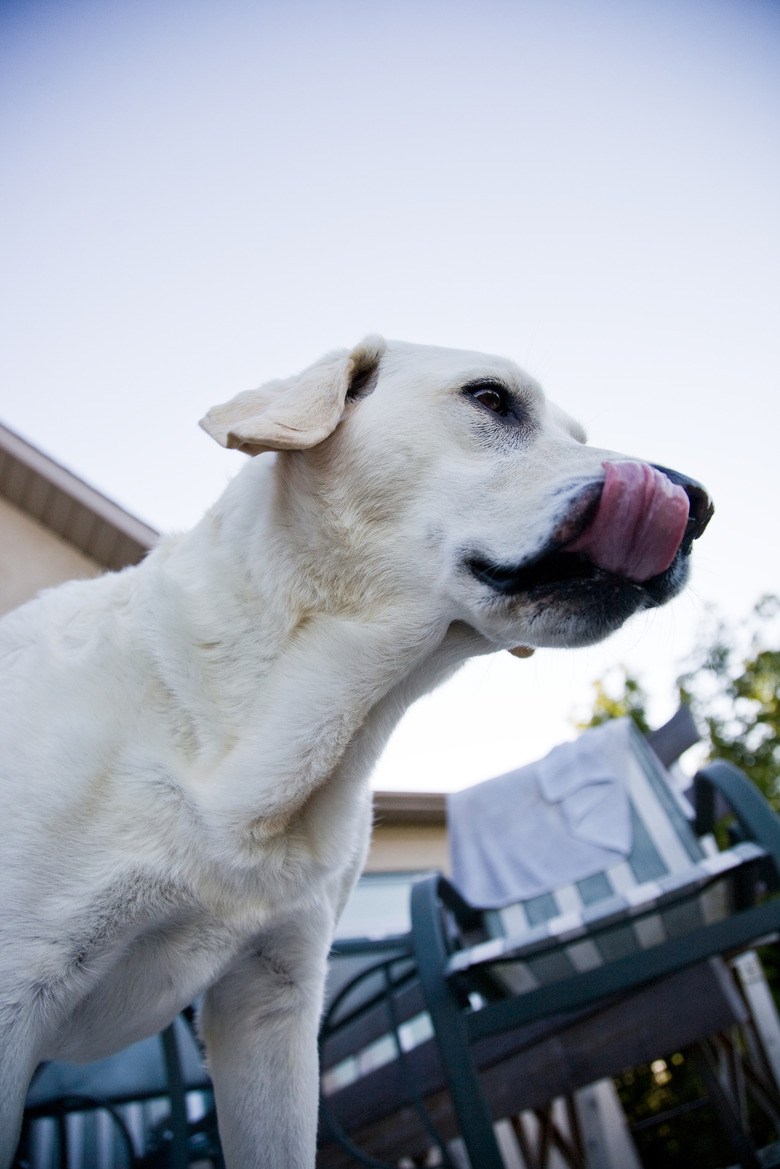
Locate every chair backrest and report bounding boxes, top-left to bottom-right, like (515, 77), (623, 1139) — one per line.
(444, 719), (765, 998)
(479, 719), (704, 936)
(449, 718), (701, 903)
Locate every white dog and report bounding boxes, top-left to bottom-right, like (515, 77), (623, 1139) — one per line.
(0, 338), (711, 1166)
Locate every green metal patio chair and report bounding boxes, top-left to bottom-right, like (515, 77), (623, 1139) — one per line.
(412, 721), (780, 1168)
(318, 717), (780, 1168)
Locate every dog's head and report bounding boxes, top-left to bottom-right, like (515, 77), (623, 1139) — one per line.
(201, 337), (712, 652)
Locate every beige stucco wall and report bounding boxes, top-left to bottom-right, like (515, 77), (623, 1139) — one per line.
(365, 824), (450, 874)
(0, 495), (102, 616)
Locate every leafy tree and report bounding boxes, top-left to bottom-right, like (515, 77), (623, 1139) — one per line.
(576, 665), (652, 736)
(577, 596), (780, 805)
(678, 594), (780, 808)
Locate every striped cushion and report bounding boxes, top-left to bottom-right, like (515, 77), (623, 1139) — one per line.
(447, 841), (765, 994)
(446, 722), (766, 993)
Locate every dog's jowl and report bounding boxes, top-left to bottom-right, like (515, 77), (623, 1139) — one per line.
(0, 338), (712, 1167)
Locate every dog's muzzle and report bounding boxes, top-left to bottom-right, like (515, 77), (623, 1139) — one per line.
(467, 462), (713, 602)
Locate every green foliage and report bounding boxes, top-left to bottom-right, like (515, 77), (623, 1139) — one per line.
(578, 596), (780, 808)
(679, 594), (780, 809)
(576, 665), (652, 736)
(614, 1048), (776, 1168)
(614, 1056), (720, 1168)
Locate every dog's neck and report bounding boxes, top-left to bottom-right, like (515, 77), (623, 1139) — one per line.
(187, 614), (491, 867)
(136, 459), (494, 866)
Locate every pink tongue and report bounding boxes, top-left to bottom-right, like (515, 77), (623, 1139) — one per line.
(567, 461), (690, 582)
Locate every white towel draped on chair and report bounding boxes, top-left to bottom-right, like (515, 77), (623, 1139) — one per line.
(448, 720), (636, 906)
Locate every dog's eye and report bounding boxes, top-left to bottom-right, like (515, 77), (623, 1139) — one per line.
(465, 381), (510, 416)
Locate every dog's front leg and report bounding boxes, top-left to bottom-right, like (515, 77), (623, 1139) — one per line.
(201, 917), (330, 1169)
(0, 1020), (39, 1168)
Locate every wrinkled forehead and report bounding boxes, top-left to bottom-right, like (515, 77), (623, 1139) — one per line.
(380, 339), (541, 396)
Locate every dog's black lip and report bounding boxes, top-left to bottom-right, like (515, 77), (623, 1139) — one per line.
(466, 546), (678, 602)
(465, 479), (606, 598)
(466, 547), (636, 597)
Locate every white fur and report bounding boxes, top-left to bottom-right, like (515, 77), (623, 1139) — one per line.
(0, 339), (686, 1166)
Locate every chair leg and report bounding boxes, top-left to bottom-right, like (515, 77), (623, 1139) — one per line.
(536, 1108), (552, 1168)
(732, 951), (780, 1106)
(547, 1102), (586, 1169)
(510, 1103), (586, 1169)
(691, 1041), (763, 1169)
(511, 1113), (539, 1169)
(58, 1113), (69, 1169)
(161, 1022), (188, 1169)
(411, 877), (506, 1169)
(573, 1081), (642, 1169)
(564, 1096), (587, 1168)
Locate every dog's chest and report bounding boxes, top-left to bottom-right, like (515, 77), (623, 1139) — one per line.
(43, 871), (272, 1061)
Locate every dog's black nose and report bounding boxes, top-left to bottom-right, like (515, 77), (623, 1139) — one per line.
(652, 464), (714, 548)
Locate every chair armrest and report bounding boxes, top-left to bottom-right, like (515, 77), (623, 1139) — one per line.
(694, 762), (780, 886)
(434, 873), (484, 930)
(329, 936), (413, 957)
(411, 874), (481, 1002)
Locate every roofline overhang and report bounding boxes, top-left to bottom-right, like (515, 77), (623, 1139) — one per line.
(0, 421), (158, 571)
(372, 790), (447, 825)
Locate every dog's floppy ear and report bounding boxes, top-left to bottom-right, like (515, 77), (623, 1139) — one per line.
(199, 336), (387, 455)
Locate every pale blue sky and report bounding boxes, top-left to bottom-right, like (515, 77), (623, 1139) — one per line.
(1, 0), (778, 787)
